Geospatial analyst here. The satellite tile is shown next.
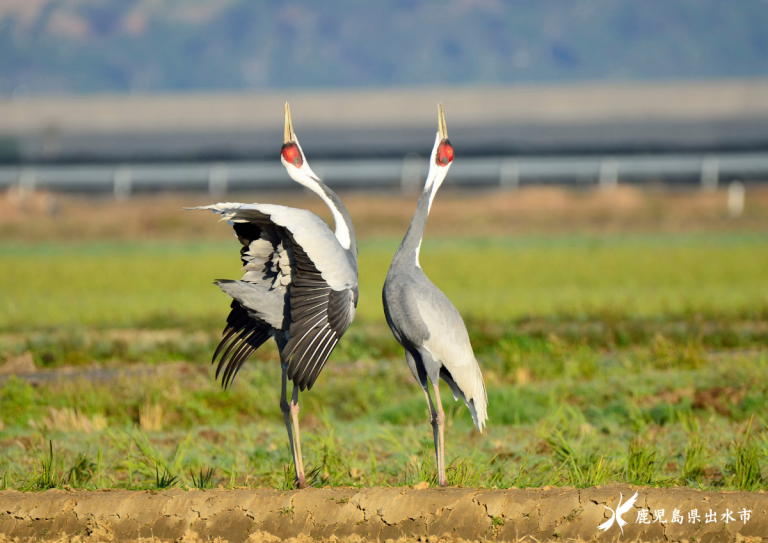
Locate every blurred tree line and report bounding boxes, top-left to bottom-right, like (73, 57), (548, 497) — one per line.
(0, 0), (767, 95)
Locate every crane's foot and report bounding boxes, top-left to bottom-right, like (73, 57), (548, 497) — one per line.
(295, 475), (308, 489)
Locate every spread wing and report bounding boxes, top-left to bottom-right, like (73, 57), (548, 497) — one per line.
(196, 202), (357, 290)
(282, 241), (357, 391)
(211, 300), (272, 389)
(192, 203), (358, 391)
(209, 220), (292, 389)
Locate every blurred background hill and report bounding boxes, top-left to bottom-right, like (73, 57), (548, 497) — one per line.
(2, 0), (768, 94)
(2, 1), (768, 165)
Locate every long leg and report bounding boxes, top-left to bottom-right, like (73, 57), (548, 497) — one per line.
(280, 365), (303, 488)
(290, 384), (307, 488)
(432, 382), (447, 486)
(406, 350), (445, 486)
(420, 386), (444, 486)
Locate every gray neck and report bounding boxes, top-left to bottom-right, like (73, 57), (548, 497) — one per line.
(392, 187), (433, 269)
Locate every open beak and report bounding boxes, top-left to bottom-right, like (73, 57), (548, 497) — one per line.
(284, 102), (295, 143)
(438, 103), (448, 140)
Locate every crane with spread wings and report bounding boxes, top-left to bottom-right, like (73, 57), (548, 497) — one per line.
(192, 104), (358, 488)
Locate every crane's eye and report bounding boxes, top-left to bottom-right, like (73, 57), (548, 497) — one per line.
(281, 143), (303, 167)
(435, 140), (454, 167)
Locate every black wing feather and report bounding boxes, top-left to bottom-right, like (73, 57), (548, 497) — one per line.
(212, 300), (270, 390)
(328, 289), (355, 335)
(212, 214), (355, 392)
(210, 218), (281, 389)
(222, 328), (269, 389)
(282, 241), (356, 391)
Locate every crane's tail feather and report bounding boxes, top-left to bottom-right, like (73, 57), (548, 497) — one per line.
(439, 363), (488, 432)
(468, 398), (487, 433)
(473, 364), (489, 432)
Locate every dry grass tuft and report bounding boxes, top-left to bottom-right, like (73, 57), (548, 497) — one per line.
(0, 351), (36, 374)
(29, 407), (107, 434)
(139, 402), (164, 432)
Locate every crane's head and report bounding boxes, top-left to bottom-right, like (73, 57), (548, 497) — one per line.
(425, 103), (454, 193)
(434, 103), (454, 167)
(280, 102), (320, 187)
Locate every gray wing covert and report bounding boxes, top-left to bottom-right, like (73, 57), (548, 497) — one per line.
(415, 286), (488, 431)
(203, 203), (357, 291)
(382, 272), (430, 349)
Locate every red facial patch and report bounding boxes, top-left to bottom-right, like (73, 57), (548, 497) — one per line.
(435, 140), (454, 166)
(281, 143), (303, 167)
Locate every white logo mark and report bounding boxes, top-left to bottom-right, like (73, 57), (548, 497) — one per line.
(598, 491), (639, 535)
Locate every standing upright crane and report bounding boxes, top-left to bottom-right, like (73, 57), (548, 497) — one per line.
(193, 104), (358, 488)
(382, 104), (488, 487)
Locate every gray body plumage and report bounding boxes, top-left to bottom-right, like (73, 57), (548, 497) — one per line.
(382, 180), (488, 431)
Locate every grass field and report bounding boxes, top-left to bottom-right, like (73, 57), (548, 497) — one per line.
(2, 233), (767, 329)
(1, 188), (767, 493)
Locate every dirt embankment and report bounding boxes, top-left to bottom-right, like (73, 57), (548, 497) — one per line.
(1, 485), (766, 543)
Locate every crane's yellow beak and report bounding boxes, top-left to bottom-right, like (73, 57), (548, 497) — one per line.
(284, 102), (295, 143)
(438, 103), (448, 140)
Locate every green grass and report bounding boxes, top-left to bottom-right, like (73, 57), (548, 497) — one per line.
(1, 234), (767, 491)
(1, 233), (767, 329)
(0, 344), (766, 491)
(190, 466), (216, 489)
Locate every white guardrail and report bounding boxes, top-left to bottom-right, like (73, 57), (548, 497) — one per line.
(0, 153), (767, 197)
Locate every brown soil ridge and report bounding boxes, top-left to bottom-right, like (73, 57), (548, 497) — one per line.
(0, 485), (765, 543)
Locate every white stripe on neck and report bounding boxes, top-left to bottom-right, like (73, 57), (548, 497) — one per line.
(413, 134), (450, 267)
(318, 190), (352, 250)
(415, 240), (422, 268)
(294, 167), (351, 250)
